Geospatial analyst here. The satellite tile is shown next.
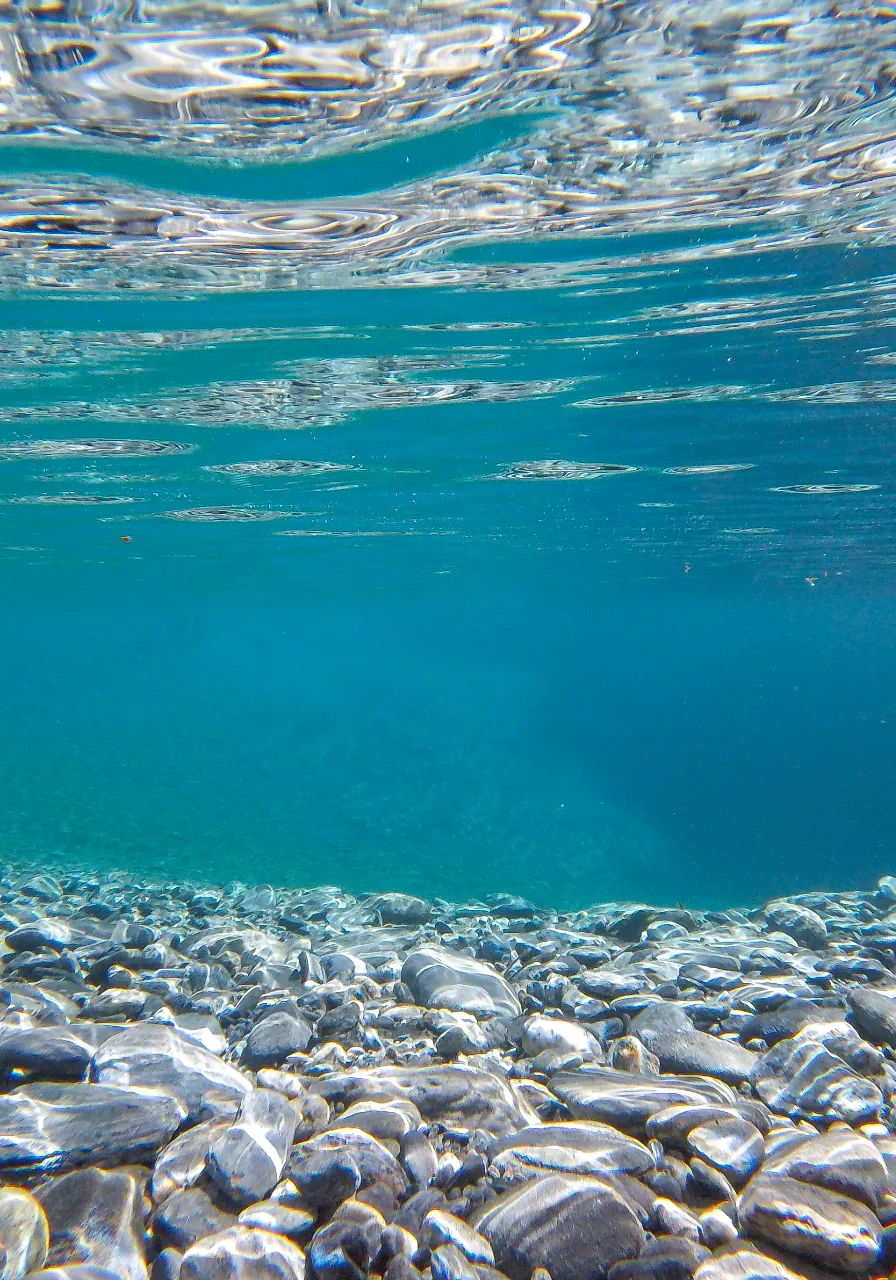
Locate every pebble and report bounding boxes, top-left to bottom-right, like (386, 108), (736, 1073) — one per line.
(0, 1187), (48, 1279)
(35, 1167), (147, 1280)
(179, 1226), (307, 1279)
(207, 1087), (297, 1205)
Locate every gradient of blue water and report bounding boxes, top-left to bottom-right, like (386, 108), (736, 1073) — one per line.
(1, 255), (894, 907)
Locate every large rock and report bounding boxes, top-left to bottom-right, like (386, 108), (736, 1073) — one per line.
(0, 1187), (49, 1279)
(0, 1083), (186, 1175)
(551, 1068), (736, 1133)
(401, 948), (521, 1020)
(761, 1130), (889, 1211)
(489, 1121), (656, 1186)
(179, 1226), (306, 1279)
(92, 1024), (251, 1121)
(473, 1174), (645, 1280)
(35, 1167), (148, 1280)
(847, 988), (896, 1047)
(696, 1241), (843, 1280)
(630, 1005), (756, 1084)
(152, 1188), (236, 1252)
(738, 1175), (882, 1274)
(0, 1026), (112, 1079)
(750, 1037), (882, 1124)
(687, 1116), (764, 1186)
(208, 1088), (297, 1206)
(371, 894), (431, 925)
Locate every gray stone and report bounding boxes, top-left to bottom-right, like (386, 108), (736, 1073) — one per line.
(23, 1269), (121, 1279)
(631, 1005), (756, 1084)
(208, 1088), (297, 1206)
(473, 1174), (645, 1280)
(35, 1167), (148, 1280)
(687, 1116), (764, 1185)
(151, 1120), (231, 1204)
(371, 894), (431, 925)
(847, 987), (896, 1047)
(237, 1203), (315, 1242)
(401, 948), (521, 1020)
(489, 1121), (656, 1185)
(310, 1064), (537, 1137)
(761, 1130), (889, 1211)
(0, 1187), (48, 1280)
(751, 1037), (882, 1124)
(291, 1129), (407, 1206)
(521, 1016), (596, 1060)
(738, 1174), (882, 1273)
(764, 904), (828, 949)
(420, 1210), (495, 1265)
(551, 1068), (736, 1133)
(153, 1188), (236, 1252)
(179, 1226), (306, 1279)
(0, 1026), (111, 1079)
(241, 1014), (312, 1070)
(695, 1242), (841, 1280)
(92, 1024), (251, 1122)
(0, 1083), (186, 1175)
(430, 1244), (479, 1280)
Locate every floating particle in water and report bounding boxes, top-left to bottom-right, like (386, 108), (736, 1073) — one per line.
(639, 502), (675, 508)
(160, 506), (304, 521)
(0, 439), (194, 459)
(8, 493), (137, 504)
(723, 527), (777, 534)
(38, 471), (174, 483)
(770, 483), (880, 495)
(204, 460), (359, 477)
(495, 461), (638, 481)
(663, 464), (754, 475)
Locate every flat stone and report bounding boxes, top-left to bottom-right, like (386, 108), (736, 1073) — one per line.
(92, 1024), (251, 1122)
(761, 1130), (889, 1210)
(208, 1087), (297, 1206)
(430, 1244), (479, 1280)
(0, 1083), (186, 1175)
(687, 1116), (764, 1185)
(241, 1013), (312, 1070)
(751, 1037), (882, 1124)
(22, 1269), (121, 1279)
(551, 1068), (736, 1133)
(847, 988), (896, 1047)
(630, 1005), (755, 1084)
(0, 1187), (49, 1280)
(740, 1005), (846, 1048)
(179, 1226), (306, 1279)
(489, 1121), (656, 1186)
(738, 1174), (882, 1273)
(35, 1167), (148, 1280)
(0, 1026), (111, 1079)
(401, 948), (521, 1020)
(310, 1064), (537, 1137)
(473, 1174), (645, 1280)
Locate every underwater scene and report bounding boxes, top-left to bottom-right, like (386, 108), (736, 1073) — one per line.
(0, 5), (896, 1280)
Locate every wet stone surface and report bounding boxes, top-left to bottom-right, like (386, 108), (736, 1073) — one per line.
(1, 870), (896, 1277)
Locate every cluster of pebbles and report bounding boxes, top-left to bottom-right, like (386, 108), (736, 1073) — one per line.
(3, 872), (896, 1280)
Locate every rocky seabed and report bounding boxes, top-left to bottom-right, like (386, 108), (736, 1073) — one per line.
(4, 873), (896, 1280)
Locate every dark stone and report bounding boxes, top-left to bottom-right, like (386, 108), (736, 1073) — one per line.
(207, 1087), (297, 1205)
(630, 1005), (755, 1084)
(473, 1174), (645, 1280)
(242, 1012), (312, 1069)
(178, 1226), (306, 1279)
(401, 949), (521, 1020)
(0, 1082), (186, 1175)
(153, 1187), (236, 1252)
(848, 987), (896, 1047)
(739, 1174), (882, 1273)
(151, 1250), (183, 1280)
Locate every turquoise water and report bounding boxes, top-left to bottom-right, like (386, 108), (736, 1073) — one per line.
(0, 7), (894, 907)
